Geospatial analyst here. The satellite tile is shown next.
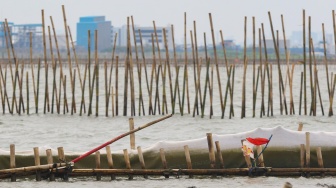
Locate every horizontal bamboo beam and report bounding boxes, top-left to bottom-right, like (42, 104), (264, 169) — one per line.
(0, 162), (70, 174)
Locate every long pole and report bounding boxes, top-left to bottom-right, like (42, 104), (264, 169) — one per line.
(71, 114), (173, 163)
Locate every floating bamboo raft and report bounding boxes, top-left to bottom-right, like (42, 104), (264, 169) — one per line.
(1, 123), (336, 181)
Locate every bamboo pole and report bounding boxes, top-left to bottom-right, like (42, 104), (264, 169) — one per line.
(33, 147), (41, 181)
(2, 22), (15, 112)
(193, 57), (203, 117)
(17, 62), (23, 114)
(107, 33), (118, 117)
(153, 65), (161, 115)
(261, 23), (271, 117)
(46, 149), (55, 181)
(209, 65), (213, 118)
(26, 72), (29, 115)
(87, 30), (92, 115)
(95, 151), (101, 181)
(48, 26), (58, 114)
(10, 144), (15, 182)
(281, 14), (289, 115)
(201, 56), (210, 118)
(153, 21), (167, 114)
(68, 26), (84, 113)
(329, 75), (336, 116)
(63, 75), (68, 114)
(252, 17), (257, 118)
(290, 63), (295, 115)
(215, 141), (224, 169)
(209, 13), (224, 117)
(268, 12), (287, 115)
(138, 29), (150, 107)
(241, 17), (247, 118)
(136, 146), (147, 178)
(115, 56), (119, 116)
(164, 28), (173, 115)
(105, 146), (115, 180)
(299, 72), (303, 115)
(322, 23), (331, 101)
(308, 17), (314, 116)
(131, 16), (144, 116)
(181, 12), (190, 115)
(306, 132), (310, 168)
(316, 147), (324, 168)
(303, 10), (307, 115)
(71, 69), (76, 115)
(6, 19), (19, 114)
(111, 86), (115, 117)
(171, 25), (182, 114)
(80, 65), (88, 116)
(50, 16), (65, 114)
(72, 114), (172, 163)
(95, 31), (99, 117)
(62, 5), (75, 113)
(129, 117), (135, 150)
(123, 18), (130, 116)
(128, 19), (136, 117)
(206, 133), (216, 169)
(123, 149), (133, 179)
(259, 28), (265, 117)
(0, 65), (6, 113)
(300, 144), (305, 168)
(41, 10), (48, 114)
(6, 20), (20, 114)
(184, 145), (193, 178)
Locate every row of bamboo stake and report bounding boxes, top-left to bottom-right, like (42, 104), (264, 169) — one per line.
(1, 124), (332, 181)
(1, 7), (336, 118)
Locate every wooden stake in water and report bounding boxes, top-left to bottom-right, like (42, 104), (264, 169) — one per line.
(268, 12), (287, 115)
(69, 26), (84, 113)
(241, 16), (247, 119)
(303, 9), (307, 115)
(80, 65), (88, 116)
(115, 56), (119, 116)
(107, 33), (118, 117)
(171, 24), (182, 114)
(202, 56), (211, 118)
(252, 17), (257, 118)
(182, 12), (190, 115)
(209, 13), (224, 117)
(62, 5), (75, 113)
(71, 69), (76, 115)
(131, 16), (145, 116)
(50, 16), (65, 114)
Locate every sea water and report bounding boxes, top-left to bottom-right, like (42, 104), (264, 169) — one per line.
(0, 65), (336, 187)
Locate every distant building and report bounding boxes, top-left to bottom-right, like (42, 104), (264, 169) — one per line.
(0, 21), (14, 48)
(0, 22), (44, 50)
(12, 24), (43, 49)
(264, 39), (291, 51)
(76, 16), (112, 51)
(114, 25), (172, 50)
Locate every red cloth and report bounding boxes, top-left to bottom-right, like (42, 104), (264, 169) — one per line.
(246, 137), (269, 146)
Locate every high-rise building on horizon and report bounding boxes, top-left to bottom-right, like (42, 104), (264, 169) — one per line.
(76, 16), (112, 51)
(114, 25), (173, 50)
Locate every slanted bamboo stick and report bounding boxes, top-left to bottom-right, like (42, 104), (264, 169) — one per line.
(209, 13), (224, 117)
(105, 146), (115, 180)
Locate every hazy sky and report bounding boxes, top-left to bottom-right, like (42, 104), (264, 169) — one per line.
(1, 0), (336, 45)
